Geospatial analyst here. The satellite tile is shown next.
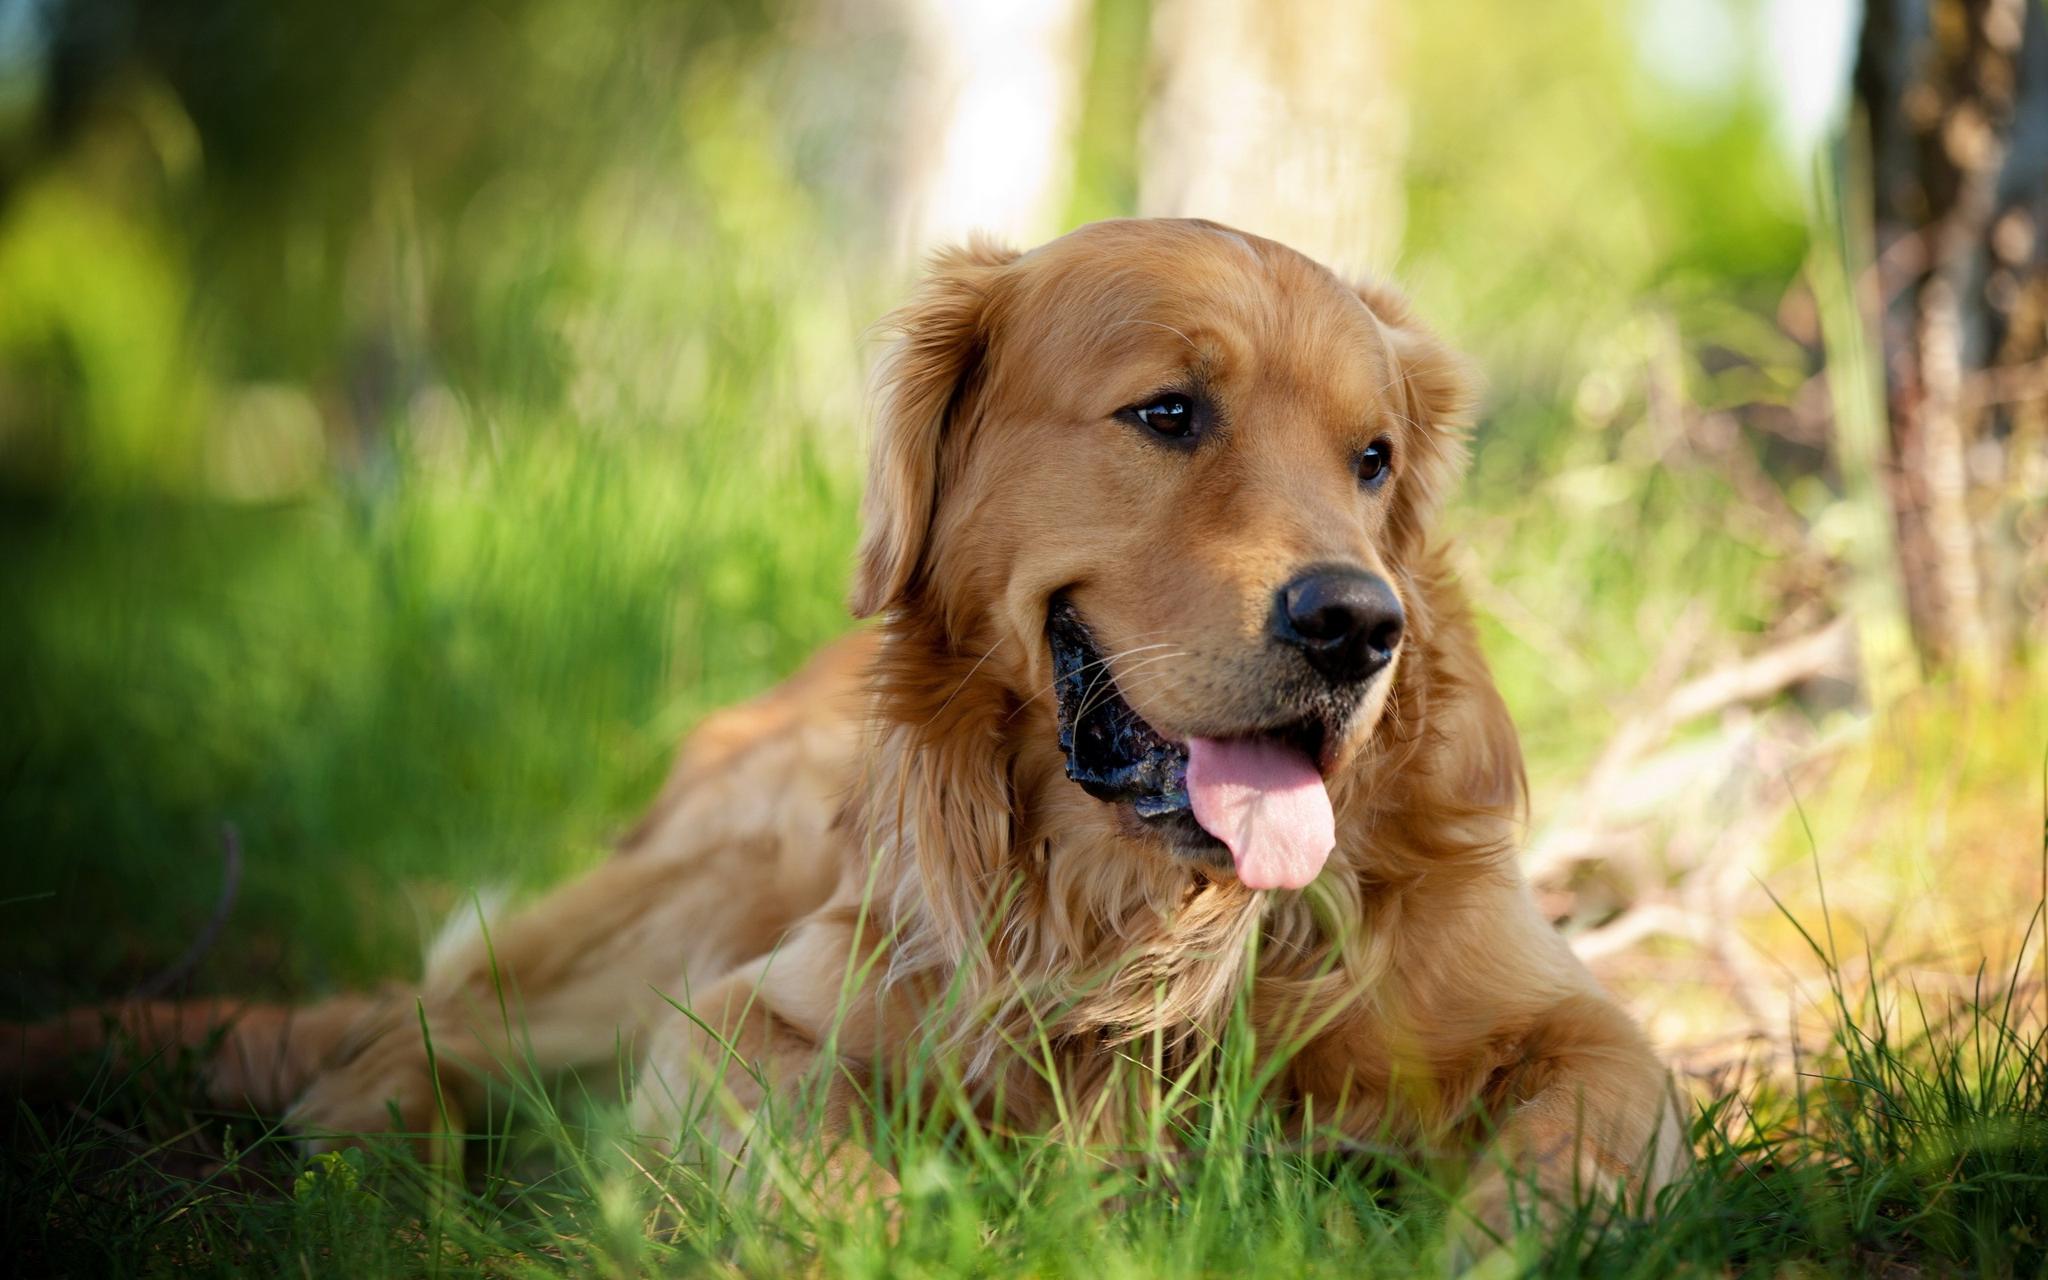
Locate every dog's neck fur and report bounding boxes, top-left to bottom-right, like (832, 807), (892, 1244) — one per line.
(847, 546), (1519, 1090)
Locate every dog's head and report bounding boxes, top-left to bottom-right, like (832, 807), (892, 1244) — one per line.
(854, 219), (1478, 891)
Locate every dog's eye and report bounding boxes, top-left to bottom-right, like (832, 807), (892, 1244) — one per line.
(1125, 393), (1197, 439)
(1356, 439), (1393, 488)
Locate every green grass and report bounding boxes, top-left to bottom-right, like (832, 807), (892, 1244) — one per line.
(8, 834), (2044, 1278)
(0, 444), (860, 998)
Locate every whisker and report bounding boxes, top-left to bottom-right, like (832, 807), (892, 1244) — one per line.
(1108, 317), (1201, 354)
(1006, 636), (1179, 721)
(1073, 643), (1176, 703)
(1100, 664), (1195, 716)
(1075, 649), (1165, 722)
(1109, 659), (1191, 696)
(920, 636), (1006, 729)
(1103, 650), (1191, 695)
(1074, 650), (1189, 723)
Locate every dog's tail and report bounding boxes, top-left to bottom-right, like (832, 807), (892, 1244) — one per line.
(3, 993), (381, 1115)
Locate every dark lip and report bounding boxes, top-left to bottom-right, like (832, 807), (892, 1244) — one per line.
(1045, 598), (1347, 851)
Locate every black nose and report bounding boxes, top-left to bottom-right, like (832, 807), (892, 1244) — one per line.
(1271, 567), (1405, 684)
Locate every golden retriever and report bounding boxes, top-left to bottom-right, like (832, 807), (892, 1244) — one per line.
(8, 218), (1685, 1241)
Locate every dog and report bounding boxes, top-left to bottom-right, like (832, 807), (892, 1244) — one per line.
(8, 218), (1686, 1242)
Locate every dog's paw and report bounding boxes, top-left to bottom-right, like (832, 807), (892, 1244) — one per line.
(286, 1051), (466, 1177)
(1442, 1165), (1531, 1271)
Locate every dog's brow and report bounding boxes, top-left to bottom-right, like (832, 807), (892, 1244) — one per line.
(1369, 363), (1422, 435)
(1109, 317), (1202, 354)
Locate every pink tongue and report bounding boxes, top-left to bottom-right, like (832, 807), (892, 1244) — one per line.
(1185, 737), (1335, 890)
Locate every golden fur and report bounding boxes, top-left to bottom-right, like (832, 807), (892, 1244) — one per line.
(7, 219), (1685, 1239)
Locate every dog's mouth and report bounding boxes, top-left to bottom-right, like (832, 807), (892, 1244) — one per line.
(1047, 599), (1350, 890)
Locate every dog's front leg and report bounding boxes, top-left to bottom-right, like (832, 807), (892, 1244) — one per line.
(285, 849), (781, 1170)
(1452, 993), (1688, 1254)
(629, 941), (900, 1216)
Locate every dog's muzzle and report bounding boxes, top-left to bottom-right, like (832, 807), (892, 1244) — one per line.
(1046, 599), (1191, 819)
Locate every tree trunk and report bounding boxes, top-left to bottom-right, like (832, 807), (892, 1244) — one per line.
(1137, 0), (1406, 275)
(1855, 0), (2048, 675)
(890, 0), (1092, 261)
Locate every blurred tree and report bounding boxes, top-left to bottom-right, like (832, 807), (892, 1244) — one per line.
(890, 0), (1090, 258)
(1, 0), (790, 494)
(1856, 0), (2048, 674)
(1138, 0), (1405, 273)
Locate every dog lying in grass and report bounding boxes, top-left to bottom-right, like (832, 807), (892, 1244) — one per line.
(9, 217), (1687, 1244)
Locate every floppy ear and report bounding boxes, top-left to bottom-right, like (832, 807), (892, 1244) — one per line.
(1353, 280), (1479, 552)
(849, 239), (1019, 618)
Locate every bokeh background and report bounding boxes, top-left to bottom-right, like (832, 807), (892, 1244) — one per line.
(0, 0), (2042, 1079)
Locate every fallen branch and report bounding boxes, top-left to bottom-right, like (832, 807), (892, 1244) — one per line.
(1658, 619), (1854, 727)
(1526, 619), (1855, 888)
